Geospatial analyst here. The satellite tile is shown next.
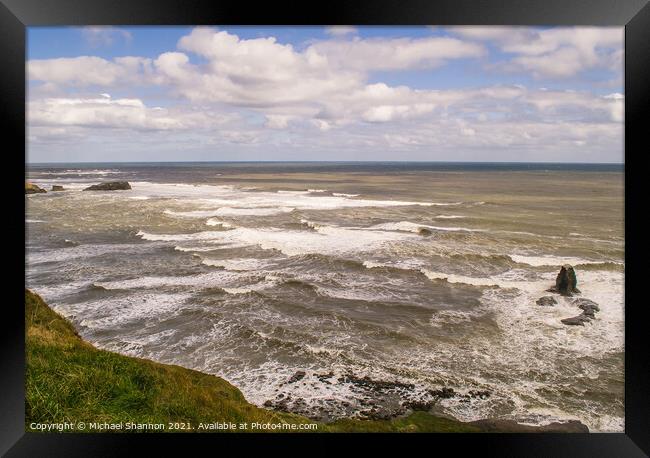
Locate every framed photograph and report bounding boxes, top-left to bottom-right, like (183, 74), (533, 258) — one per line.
(3, 0), (649, 455)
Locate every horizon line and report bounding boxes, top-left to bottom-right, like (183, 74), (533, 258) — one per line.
(26, 160), (625, 165)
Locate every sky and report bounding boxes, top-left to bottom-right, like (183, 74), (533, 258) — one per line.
(26, 26), (624, 163)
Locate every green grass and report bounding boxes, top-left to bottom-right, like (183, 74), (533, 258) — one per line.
(25, 289), (480, 433)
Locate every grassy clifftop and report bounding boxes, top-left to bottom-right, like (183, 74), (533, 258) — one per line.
(24, 289), (481, 433)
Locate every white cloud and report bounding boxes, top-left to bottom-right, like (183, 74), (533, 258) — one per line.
(448, 26), (623, 78)
(157, 28), (364, 107)
(81, 26), (133, 47)
(325, 26), (358, 36)
(309, 35), (485, 72)
(28, 95), (235, 131)
(28, 56), (154, 86)
(26, 27), (624, 162)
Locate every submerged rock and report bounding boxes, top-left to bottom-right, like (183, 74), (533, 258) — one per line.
(573, 298), (600, 314)
(25, 182), (46, 194)
(51, 185), (65, 191)
(561, 297), (601, 326)
(287, 370), (306, 384)
(561, 313), (592, 326)
(536, 296), (557, 307)
(417, 227), (433, 236)
(428, 387), (456, 399)
(83, 181), (131, 191)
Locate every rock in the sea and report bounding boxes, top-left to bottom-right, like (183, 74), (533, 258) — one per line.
(573, 298), (600, 314)
(83, 181), (131, 191)
(550, 264), (580, 296)
(287, 370), (306, 384)
(418, 227), (433, 236)
(25, 182), (46, 194)
(51, 185), (65, 191)
(561, 297), (601, 326)
(428, 387), (456, 399)
(536, 296), (557, 306)
(561, 313), (592, 326)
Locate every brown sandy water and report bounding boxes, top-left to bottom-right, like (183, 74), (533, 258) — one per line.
(25, 162), (624, 430)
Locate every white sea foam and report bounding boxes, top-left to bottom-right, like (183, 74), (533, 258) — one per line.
(174, 245), (225, 253)
(123, 182), (457, 213)
(362, 260), (385, 269)
(70, 292), (194, 331)
(429, 309), (477, 328)
(509, 254), (622, 267)
(277, 190), (310, 195)
(421, 270), (502, 287)
(332, 192), (360, 197)
(44, 169), (122, 176)
(138, 224), (417, 257)
(206, 218), (234, 228)
(27, 243), (145, 264)
(93, 270), (249, 290)
(137, 230), (225, 242)
(213, 207), (296, 216)
(369, 221), (483, 234)
(299, 219), (321, 230)
(201, 258), (271, 271)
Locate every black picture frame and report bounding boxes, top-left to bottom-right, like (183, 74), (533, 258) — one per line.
(3, 0), (649, 455)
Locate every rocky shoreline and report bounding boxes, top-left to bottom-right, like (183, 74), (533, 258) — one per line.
(262, 369), (588, 432)
(26, 287), (590, 433)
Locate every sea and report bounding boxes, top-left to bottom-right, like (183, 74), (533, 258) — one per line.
(25, 162), (625, 431)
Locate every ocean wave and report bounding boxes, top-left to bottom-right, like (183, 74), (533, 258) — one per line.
(27, 243), (145, 264)
(214, 207), (296, 216)
(174, 245), (226, 253)
(332, 192), (360, 197)
(126, 181), (460, 212)
(39, 169), (122, 176)
(139, 225), (415, 257)
(368, 221), (484, 234)
(201, 257), (272, 271)
(92, 270), (253, 291)
(206, 218), (235, 228)
(509, 254), (623, 268)
(137, 230), (225, 242)
(420, 270), (502, 288)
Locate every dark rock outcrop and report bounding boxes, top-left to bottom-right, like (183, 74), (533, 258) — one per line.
(550, 265), (580, 296)
(573, 298), (600, 314)
(418, 227), (433, 236)
(561, 314), (592, 326)
(25, 182), (46, 194)
(428, 387), (456, 399)
(338, 373), (415, 392)
(287, 371), (306, 384)
(536, 296), (557, 306)
(83, 181), (131, 191)
(51, 185), (65, 191)
(561, 297), (601, 326)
